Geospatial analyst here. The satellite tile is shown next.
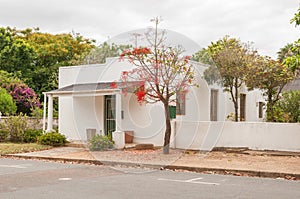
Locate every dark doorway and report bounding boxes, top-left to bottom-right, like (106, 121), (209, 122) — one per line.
(240, 94), (246, 121)
(210, 89), (218, 121)
(104, 95), (116, 136)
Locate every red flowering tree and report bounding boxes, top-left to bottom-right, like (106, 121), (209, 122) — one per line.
(119, 17), (195, 154)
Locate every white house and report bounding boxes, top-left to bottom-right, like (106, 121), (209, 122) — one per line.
(42, 57), (271, 148)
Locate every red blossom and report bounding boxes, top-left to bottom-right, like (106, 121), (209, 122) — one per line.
(135, 90), (146, 103)
(110, 82), (118, 89)
(184, 55), (191, 63)
(135, 85), (146, 103)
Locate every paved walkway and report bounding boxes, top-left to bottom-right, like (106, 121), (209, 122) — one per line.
(3, 146), (300, 180)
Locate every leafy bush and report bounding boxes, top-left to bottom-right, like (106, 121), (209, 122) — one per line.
(4, 113), (28, 142)
(89, 134), (114, 151)
(274, 90), (300, 122)
(23, 129), (43, 143)
(9, 83), (40, 115)
(0, 130), (9, 142)
(0, 88), (17, 116)
(38, 132), (66, 146)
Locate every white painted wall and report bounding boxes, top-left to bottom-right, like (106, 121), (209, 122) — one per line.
(171, 121), (300, 152)
(121, 93), (165, 145)
(59, 57), (135, 87)
(59, 96), (104, 140)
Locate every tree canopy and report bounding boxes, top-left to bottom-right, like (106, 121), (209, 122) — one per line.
(205, 36), (256, 121)
(0, 27), (95, 100)
(246, 56), (294, 121)
(82, 42), (131, 64)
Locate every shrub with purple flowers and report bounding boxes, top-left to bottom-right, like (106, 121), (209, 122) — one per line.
(10, 83), (40, 115)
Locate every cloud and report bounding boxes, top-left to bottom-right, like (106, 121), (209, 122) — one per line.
(0, 0), (299, 58)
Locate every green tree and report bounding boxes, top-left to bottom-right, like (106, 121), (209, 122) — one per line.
(0, 28), (36, 80)
(192, 47), (214, 65)
(273, 90), (300, 123)
(283, 39), (300, 77)
(120, 17), (195, 154)
(82, 42), (131, 64)
(0, 88), (17, 116)
(16, 29), (95, 97)
(207, 36), (255, 121)
(290, 7), (300, 27)
(192, 48), (221, 85)
(0, 38), (36, 76)
(282, 8), (300, 77)
(246, 56), (294, 122)
(0, 70), (22, 88)
(277, 43), (293, 63)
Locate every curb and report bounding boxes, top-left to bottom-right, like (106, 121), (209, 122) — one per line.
(164, 165), (300, 180)
(2, 154), (300, 181)
(2, 154), (104, 166)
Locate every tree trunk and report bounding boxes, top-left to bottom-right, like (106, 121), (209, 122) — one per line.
(234, 100), (239, 122)
(163, 102), (171, 154)
(229, 80), (239, 122)
(267, 94), (275, 122)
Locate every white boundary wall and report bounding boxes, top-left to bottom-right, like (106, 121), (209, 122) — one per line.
(171, 121), (300, 152)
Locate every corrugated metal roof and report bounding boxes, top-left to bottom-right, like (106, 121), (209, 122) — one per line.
(282, 78), (300, 92)
(46, 81), (142, 95)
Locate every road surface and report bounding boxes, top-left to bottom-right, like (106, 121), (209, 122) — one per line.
(0, 158), (299, 199)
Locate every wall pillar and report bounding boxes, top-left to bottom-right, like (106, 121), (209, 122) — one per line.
(42, 93), (47, 132)
(46, 94), (54, 132)
(115, 92), (122, 132)
(113, 91), (124, 149)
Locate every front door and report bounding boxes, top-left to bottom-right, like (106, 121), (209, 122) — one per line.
(104, 95), (116, 136)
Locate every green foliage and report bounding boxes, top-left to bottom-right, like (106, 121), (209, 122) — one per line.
(246, 56), (294, 122)
(206, 35), (256, 121)
(273, 91), (300, 123)
(0, 71), (40, 116)
(3, 114), (28, 142)
(0, 27), (95, 103)
(192, 48), (214, 65)
(283, 39), (300, 77)
(283, 8), (300, 77)
(0, 88), (17, 115)
(290, 7), (300, 27)
(82, 42), (131, 64)
(0, 130), (9, 142)
(23, 129), (43, 143)
(0, 38), (36, 76)
(38, 132), (66, 146)
(192, 48), (221, 85)
(277, 43), (293, 63)
(88, 134), (114, 151)
(10, 83), (40, 115)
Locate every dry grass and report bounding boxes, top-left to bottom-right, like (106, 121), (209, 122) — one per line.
(0, 143), (52, 155)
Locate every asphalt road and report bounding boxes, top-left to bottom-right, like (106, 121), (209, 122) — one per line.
(0, 158), (299, 199)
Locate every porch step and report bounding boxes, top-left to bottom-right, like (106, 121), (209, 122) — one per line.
(135, 144), (154, 150)
(124, 143), (137, 149)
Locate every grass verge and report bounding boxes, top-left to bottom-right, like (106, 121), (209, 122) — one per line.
(0, 143), (52, 155)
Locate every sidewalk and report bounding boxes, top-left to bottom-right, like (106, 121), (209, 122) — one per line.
(2, 146), (300, 180)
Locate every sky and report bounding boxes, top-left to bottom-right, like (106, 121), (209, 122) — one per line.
(0, 0), (299, 58)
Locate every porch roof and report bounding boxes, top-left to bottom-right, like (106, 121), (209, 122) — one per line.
(44, 81), (142, 96)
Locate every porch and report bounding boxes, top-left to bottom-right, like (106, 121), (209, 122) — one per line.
(42, 82), (124, 141)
